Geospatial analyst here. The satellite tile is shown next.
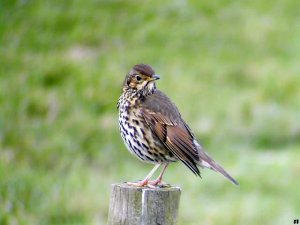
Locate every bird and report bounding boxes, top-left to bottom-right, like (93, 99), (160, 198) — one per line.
(117, 64), (238, 187)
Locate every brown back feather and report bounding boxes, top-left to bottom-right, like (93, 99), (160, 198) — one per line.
(141, 90), (201, 175)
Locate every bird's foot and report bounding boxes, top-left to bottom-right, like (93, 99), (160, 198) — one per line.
(125, 179), (170, 188)
(126, 178), (149, 187)
(148, 177), (162, 186)
(148, 179), (171, 188)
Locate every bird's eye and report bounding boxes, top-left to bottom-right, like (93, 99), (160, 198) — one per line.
(136, 75), (142, 81)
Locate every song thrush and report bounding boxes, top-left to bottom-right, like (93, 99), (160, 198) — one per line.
(118, 64), (238, 187)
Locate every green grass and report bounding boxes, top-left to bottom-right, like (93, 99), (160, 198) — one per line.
(1, 0), (300, 224)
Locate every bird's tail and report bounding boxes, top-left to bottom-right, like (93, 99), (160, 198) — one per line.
(197, 149), (239, 185)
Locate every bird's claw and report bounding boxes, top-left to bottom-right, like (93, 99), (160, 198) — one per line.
(125, 179), (169, 188)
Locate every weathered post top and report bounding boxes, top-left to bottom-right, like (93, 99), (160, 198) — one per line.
(107, 183), (181, 225)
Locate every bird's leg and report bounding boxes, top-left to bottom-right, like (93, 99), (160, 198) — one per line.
(148, 164), (169, 186)
(126, 164), (161, 187)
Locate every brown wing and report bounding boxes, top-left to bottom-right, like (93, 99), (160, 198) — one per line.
(140, 90), (201, 176)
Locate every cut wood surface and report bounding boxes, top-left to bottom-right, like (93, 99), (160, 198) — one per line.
(107, 183), (181, 225)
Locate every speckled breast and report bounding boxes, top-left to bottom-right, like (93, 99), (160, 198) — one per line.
(118, 95), (176, 164)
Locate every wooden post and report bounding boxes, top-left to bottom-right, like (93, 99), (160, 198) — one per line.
(107, 183), (181, 225)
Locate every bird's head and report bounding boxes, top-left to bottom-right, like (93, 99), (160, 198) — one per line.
(123, 64), (160, 96)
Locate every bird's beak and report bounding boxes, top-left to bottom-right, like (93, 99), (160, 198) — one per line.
(150, 75), (160, 81)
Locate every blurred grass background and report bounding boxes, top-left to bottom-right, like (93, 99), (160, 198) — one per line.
(1, 0), (300, 224)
